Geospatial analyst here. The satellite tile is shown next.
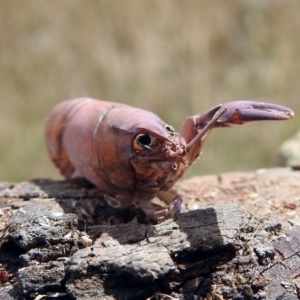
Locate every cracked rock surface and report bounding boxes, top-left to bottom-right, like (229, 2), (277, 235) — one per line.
(0, 168), (300, 299)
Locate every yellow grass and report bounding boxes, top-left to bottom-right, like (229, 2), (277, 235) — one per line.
(0, 0), (299, 181)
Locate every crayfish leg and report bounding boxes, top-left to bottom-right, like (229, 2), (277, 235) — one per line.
(140, 195), (182, 221)
(157, 189), (180, 205)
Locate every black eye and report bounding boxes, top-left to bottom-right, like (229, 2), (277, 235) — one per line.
(133, 134), (154, 150)
(165, 124), (175, 136)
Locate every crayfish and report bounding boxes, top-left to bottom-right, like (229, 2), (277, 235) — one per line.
(45, 98), (294, 219)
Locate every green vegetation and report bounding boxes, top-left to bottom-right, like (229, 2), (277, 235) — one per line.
(0, 1), (299, 181)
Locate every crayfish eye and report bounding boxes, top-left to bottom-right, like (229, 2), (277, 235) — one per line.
(133, 134), (154, 150)
(165, 124), (175, 136)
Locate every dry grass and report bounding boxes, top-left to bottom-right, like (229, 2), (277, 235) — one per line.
(0, 0), (299, 181)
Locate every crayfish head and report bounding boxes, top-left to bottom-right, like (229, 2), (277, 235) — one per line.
(131, 124), (186, 164)
(130, 124), (187, 198)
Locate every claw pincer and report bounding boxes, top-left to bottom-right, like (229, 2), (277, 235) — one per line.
(193, 101), (294, 130)
(216, 101), (294, 125)
(45, 98), (294, 220)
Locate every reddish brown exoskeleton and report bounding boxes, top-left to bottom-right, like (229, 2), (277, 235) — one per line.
(0, 270), (8, 283)
(45, 98), (294, 219)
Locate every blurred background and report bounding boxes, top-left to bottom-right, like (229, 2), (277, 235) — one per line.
(0, 0), (299, 182)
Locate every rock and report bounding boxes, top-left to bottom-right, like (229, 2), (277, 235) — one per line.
(0, 168), (300, 299)
(277, 130), (300, 169)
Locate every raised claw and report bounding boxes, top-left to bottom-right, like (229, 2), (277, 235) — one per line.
(185, 100), (294, 152)
(216, 101), (294, 126)
(196, 100), (294, 129)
